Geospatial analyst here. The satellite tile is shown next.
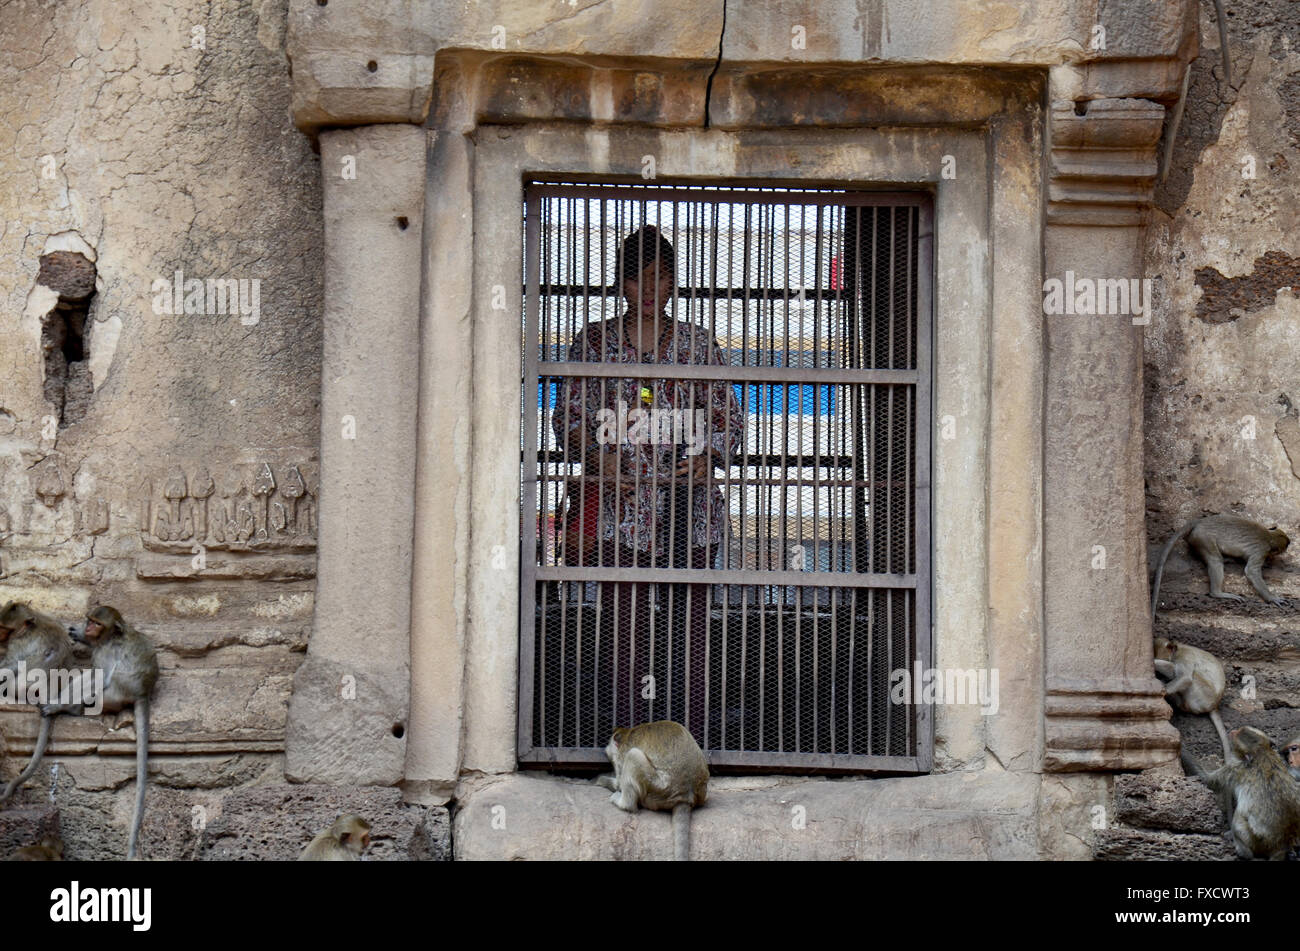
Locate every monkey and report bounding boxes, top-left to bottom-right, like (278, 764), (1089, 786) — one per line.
(38, 606), (158, 861)
(1182, 726), (1300, 860)
(299, 814), (371, 861)
(1281, 735), (1300, 782)
(1153, 637), (1231, 761)
(0, 602), (75, 681)
(0, 602), (74, 808)
(1150, 515), (1289, 621)
(9, 834), (63, 861)
(595, 720), (708, 861)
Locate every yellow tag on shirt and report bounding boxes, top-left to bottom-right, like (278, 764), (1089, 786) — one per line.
(640, 386), (653, 405)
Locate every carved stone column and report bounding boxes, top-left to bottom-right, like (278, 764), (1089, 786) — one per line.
(1042, 96), (1180, 770)
(284, 124), (426, 785)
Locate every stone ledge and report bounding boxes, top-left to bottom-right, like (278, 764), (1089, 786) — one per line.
(454, 770), (1040, 860)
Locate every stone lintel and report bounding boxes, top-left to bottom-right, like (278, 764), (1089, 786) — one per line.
(288, 0), (1196, 133)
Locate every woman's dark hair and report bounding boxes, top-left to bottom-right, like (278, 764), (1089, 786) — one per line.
(618, 225), (675, 282)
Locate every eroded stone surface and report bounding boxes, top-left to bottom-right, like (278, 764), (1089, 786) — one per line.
(455, 771), (1041, 861)
(196, 783), (449, 861)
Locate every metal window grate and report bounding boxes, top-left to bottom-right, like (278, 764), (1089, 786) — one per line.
(519, 181), (932, 772)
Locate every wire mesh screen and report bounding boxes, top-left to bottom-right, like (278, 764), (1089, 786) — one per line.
(519, 182), (932, 772)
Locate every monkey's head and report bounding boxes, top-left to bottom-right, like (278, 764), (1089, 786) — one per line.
(605, 727), (633, 765)
(38, 836), (63, 859)
(1268, 527), (1290, 556)
(77, 605), (124, 646)
(333, 814), (371, 855)
(1283, 737), (1300, 771)
(1153, 637), (1175, 662)
(0, 601), (34, 641)
(1229, 726), (1276, 763)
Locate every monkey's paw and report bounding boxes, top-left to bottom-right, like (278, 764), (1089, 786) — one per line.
(610, 793), (637, 812)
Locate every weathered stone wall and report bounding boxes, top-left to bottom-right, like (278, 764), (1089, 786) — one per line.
(0, 0), (355, 858)
(1104, 0), (1300, 859)
(0, 0), (1251, 862)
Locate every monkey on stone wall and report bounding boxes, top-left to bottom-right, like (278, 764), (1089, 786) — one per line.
(8, 835), (63, 861)
(299, 814), (371, 861)
(596, 720), (708, 861)
(1153, 637), (1231, 760)
(0, 602), (74, 809)
(40, 606), (158, 861)
(1150, 515), (1289, 621)
(1183, 726), (1300, 860)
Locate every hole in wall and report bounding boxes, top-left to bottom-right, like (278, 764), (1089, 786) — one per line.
(36, 251), (97, 429)
(396, 216), (409, 230)
(1073, 99), (1089, 116)
(391, 722), (405, 739)
(367, 60), (378, 73)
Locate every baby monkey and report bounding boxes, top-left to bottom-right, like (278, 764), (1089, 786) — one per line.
(299, 814), (371, 861)
(1150, 515), (1289, 621)
(596, 720), (708, 861)
(1153, 637), (1230, 760)
(1184, 726), (1300, 860)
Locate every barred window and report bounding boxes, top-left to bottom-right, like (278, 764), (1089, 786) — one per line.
(520, 181), (932, 772)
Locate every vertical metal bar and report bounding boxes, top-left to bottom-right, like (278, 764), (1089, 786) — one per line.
(903, 207), (914, 755)
(914, 197), (934, 770)
(519, 185), (543, 756)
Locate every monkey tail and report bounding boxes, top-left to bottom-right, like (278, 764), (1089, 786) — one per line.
(1211, 0), (1232, 86)
(1180, 746), (1210, 782)
(0, 714), (54, 806)
(1151, 521), (1196, 625)
(672, 803), (692, 861)
(127, 698), (149, 860)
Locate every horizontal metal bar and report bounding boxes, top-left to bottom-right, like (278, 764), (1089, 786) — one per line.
(526, 183), (930, 208)
(518, 746), (925, 773)
(538, 362), (918, 385)
(532, 284), (851, 302)
(534, 566), (918, 588)
(535, 469), (905, 490)
(539, 452), (857, 469)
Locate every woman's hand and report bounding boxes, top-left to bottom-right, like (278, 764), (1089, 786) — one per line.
(675, 452), (714, 481)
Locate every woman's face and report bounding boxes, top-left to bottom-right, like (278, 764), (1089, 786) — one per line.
(622, 261), (674, 319)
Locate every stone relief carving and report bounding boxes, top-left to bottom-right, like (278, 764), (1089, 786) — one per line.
(139, 461), (318, 553)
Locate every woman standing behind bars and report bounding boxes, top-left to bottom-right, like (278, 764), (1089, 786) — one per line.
(553, 224), (743, 743)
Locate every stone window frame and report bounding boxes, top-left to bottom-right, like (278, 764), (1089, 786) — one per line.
(286, 65), (1184, 813)
(453, 123), (1006, 775)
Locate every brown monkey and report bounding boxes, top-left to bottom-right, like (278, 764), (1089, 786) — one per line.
(0, 602), (74, 808)
(0, 601), (74, 696)
(1282, 735), (1300, 782)
(1183, 726), (1300, 860)
(41, 606), (158, 860)
(1153, 637), (1230, 760)
(299, 814), (371, 861)
(1150, 515), (1289, 621)
(595, 720), (708, 861)
(9, 835), (63, 861)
